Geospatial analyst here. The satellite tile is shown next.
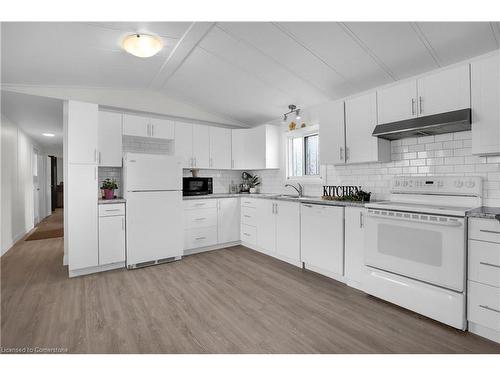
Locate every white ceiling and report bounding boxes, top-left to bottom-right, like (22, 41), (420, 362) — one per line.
(1, 91), (64, 149)
(2, 22), (500, 126)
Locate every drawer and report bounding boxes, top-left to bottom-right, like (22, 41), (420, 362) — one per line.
(184, 227), (217, 250)
(99, 203), (125, 217)
(241, 198), (258, 209)
(184, 199), (217, 210)
(184, 208), (217, 229)
(468, 281), (500, 331)
(240, 224), (257, 245)
(469, 240), (500, 288)
(241, 206), (257, 226)
(469, 218), (500, 243)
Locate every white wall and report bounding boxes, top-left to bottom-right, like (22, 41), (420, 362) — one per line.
(56, 157), (63, 185)
(1, 114), (47, 255)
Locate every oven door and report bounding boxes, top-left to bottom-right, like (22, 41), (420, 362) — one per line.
(364, 208), (466, 292)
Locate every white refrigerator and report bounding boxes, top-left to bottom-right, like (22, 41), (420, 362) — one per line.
(123, 153), (183, 268)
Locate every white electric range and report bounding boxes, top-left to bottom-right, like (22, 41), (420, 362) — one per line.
(363, 176), (483, 330)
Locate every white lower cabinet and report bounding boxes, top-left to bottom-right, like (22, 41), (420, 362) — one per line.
(344, 207), (366, 289)
(217, 198), (240, 243)
(256, 199), (276, 254)
(275, 201), (300, 264)
(98, 204), (126, 265)
(301, 204), (344, 279)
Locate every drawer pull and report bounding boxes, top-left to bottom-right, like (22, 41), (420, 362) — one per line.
(243, 215), (251, 218)
(479, 305), (500, 314)
(195, 236), (206, 240)
(194, 217), (207, 221)
(480, 261), (500, 269)
(243, 233), (251, 236)
(243, 202), (252, 205)
(303, 204), (313, 207)
(194, 203), (206, 206)
(105, 209), (121, 212)
(479, 229), (500, 234)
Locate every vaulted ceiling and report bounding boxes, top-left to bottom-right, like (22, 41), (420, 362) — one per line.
(2, 22), (500, 126)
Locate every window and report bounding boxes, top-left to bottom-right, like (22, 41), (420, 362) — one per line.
(287, 132), (320, 179)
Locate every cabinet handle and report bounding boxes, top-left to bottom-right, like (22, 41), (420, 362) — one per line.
(244, 215), (251, 218)
(98, 151), (102, 164)
(195, 236), (206, 241)
(243, 233), (250, 237)
(105, 209), (121, 212)
(94, 149), (98, 163)
(479, 261), (500, 269)
(303, 204), (313, 208)
(479, 229), (500, 234)
(340, 147), (344, 161)
(194, 203), (205, 206)
(122, 217), (125, 230)
(411, 98), (416, 116)
(479, 305), (500, 314)
(275, 203), (278, 215)
(346, 147), (350, 162)
(360, 211), (364, 228)
(231, 159), (234, 168)
(151, 124), (154, 137)
(194, 217), (206, 221)
(95, 167), (97, 180)
(419, 96), (423, 115)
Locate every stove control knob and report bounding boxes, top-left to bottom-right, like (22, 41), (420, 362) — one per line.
(465, 180), (475, 188)
(455, 180), (464, 188)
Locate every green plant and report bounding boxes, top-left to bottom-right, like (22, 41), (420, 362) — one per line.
(101, 178), (118, 190)
(248, 174), (261, 188)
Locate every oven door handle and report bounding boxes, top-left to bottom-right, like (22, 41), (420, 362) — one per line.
(366, 212), (463, 227)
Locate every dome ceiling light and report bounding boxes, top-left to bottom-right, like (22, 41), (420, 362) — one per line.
(122, 34), (163, 58)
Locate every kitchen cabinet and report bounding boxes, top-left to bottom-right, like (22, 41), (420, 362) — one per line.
(66, 101), (98, 165)
(231, 129), (247, 169)
(301, 204), (344, 278)
(256, 199), (276, 253)
(209, 126), (232, 169)
(122, 113), (150, 137)
(149, 117), (174, 140)
(231, 125), (280, 170)
(377, 80), (418, 124)
(217, 198), (240, 243)
(344, 207), (366, 289)
(98, 111), (122, 167)
(345, 92), (390, 164)
(98, 204), (126, 265)
(192, 124), (210, 168)
(175, 121), (194, 168)
(275, 200), (300, 263)
(67, 164), (98, 272)
(471, 54), (500, 155)
(317, 100), (345, 165)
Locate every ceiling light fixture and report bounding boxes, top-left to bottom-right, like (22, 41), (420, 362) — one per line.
(122, 34), (163, 58)
(282, 104), (301, 123)
(42, 133), (55, 137)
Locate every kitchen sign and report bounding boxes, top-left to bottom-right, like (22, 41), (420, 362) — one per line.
(323, 185), (362, 198)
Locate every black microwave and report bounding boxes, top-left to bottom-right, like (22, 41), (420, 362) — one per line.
(183, 177), (213, 196)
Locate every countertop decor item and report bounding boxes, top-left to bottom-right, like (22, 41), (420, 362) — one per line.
(101, 178), (118, 200)
(322, 185), (371, 202)
(190, 169), (199, 177)
(248, 174), (261, 194)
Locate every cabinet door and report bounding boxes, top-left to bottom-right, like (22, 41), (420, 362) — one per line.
(150, 117), (175, 140)
(275, 201), (300, 263)
(193, 124), (210, 169)
(245, 126), (266, 170)
(122, 114), (150, 137)
(256, 199), (276, 253)
(217, 198), (240, 243)
(417, 64), (470, 117)
(174, 122), (193, 168)
(231, 129), (247, 169)
(209, 126), (232, 169)
(98, 111), (122, 167)
(67, 164), (98, 271)
(98, 215), (126, 264)
(471, 55), (500, 155)
(345, 92), (389, 164)
(300, 204), (344, 276)
(344, 207), (365, 287)
(318, 100), (346, 165)
(377, 80), (418, 124)
(66, 101), (98, 164)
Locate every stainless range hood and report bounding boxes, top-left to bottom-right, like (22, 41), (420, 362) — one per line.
(372, 108), (471, 140)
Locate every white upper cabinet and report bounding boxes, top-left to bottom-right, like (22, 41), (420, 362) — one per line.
(150, 117), (175, 140)
(231, 129), (247, 169)
(345, 92), (390, 164)
(98, 111), (122, 167)
(174, 121), (194, 168)
(209, 126), (232, 169)
(377, 80), (418, 124)
(318, 100), (346, 165)
(416, 64), (470, 116)
(192, 124), (210, 169)
(122, 113), (150, 137)
(66, 101), (98, 165)
(471, 54), (500, 155)
(231, 125), (280, 170)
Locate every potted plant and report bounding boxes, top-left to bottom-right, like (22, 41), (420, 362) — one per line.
(101, 178), (118, 200)
(248, 174), (261, 194)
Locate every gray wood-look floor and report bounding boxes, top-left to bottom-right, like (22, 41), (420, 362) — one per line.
(2, 212), (500, 353)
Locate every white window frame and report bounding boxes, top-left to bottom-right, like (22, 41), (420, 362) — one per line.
(284, 125), (324, 185)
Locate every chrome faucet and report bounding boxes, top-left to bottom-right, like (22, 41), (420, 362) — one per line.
(285, 183), (304, 197)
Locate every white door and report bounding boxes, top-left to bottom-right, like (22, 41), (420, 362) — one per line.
(174, 121), (193, 168)
(66, 101), (98, 164)
(193, 124), (210, 169)
(318, 100), (345, 165)
(377, 80), (418, 124)
(98, 111), (122, 167)
(217, 198), (240, 243)
(417, 64), (470, 117)
(99, 215), (126, 264)
(68, 164), (98, 271)
(122, 114), (150, 137)
(150, 117), (175, 140)
(124, 153), (182, 191)
(275, 201), (300, 263)
(231, 129), (247, 169)
(344, 207), (366, 286)
(256, 199), (276, 253)
(301, 204), (344, 276)
(46, 156), (52, 217)
(126, 191), (183, 265)
(209, 126), (232, 169)
(32, 148), (40, 224)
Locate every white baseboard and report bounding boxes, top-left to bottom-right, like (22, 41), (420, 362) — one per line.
(241, 241), (302, 268)
(69, 261), (125, 278)
(183, 241), (241, 256)
(1, 229), (33, 257)
(303, 262), (345, 283)
(469, 322), (500, 343)
(62, 254), (68, 266)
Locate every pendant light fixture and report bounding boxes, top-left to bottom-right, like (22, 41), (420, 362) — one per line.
(122, 34), (163, 58)
(282, 104), (301, 123)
